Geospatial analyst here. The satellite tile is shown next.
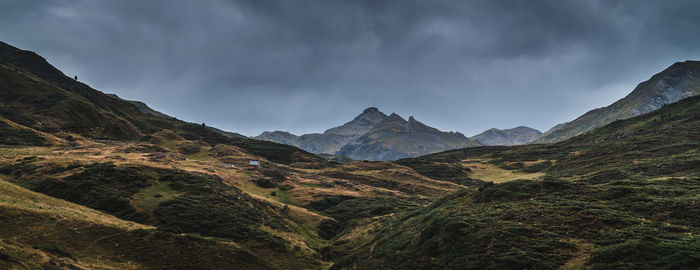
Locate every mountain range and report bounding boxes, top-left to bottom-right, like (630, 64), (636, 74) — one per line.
(256, 108), (482, 160)
(256, 107), (387, 155)
(255, 61), (700, 159)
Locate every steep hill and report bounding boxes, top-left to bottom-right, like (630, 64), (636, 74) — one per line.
(534, 60), (700, 143)
(337, 113), (481, 161)
(472, 126), (541, 145)
(0, 40), (323, 165)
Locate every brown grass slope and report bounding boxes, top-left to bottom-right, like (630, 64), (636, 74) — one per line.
(0, 178), (276, 270)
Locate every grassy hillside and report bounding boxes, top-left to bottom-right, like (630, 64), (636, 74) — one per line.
(0, 134), (463, 269)
(334, 178), (700, 269)
(0, 156), (328, 269)
(534, 60), (700, 143)
(0, 178), (277, 270)
(339, 95), (700, 269)
(335, 94), (700, 269)
(0, 41), (325, 165)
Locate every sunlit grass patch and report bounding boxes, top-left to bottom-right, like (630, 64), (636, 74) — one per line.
(186, 146), (212, 161)
(0, 178), (150, 230)
(461, 158), (545, 183)
(131, 181), (181, 213)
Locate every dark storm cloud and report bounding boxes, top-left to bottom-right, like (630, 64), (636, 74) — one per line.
(1, 0), (700, 136)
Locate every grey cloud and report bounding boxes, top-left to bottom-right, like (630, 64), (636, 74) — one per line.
(1, 0), (699, 136)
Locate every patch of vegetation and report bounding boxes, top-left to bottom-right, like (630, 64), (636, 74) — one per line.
(274, 188), (300, 206)
(131, 181), (181, 213)
(254, 178), (278, 188)
(309, 196), (425, 242)
(259, 166), (287, 181)
(30, 162), (152, 222)
(176, 140), (203, 155)
(0, 120), (48, 146)
(394, 160), (483, 186)
(4, 161), (294, 251)
(154, 195), (288, 250)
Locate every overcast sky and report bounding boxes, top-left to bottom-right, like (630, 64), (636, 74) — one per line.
(1, 0), (699, 136)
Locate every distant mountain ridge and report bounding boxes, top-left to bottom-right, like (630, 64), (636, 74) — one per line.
(534, 60), (700, 143)
(472, 126), (541, 146)
(337, 113), (481, 160)
(256, 108), (480, 160)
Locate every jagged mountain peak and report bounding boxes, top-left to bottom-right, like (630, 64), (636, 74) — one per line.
(362, 107), (380, 114)
(324, 107), (388, 135)
(383, 112), (405, 121)
(386, 112), (404, 119)
(338, 112), (480, 161)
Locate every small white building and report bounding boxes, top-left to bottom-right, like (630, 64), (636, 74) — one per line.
(249, 160), (260, 166)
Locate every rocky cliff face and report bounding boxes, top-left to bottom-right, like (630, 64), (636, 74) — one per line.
(472, 126), (542, 146)
(337, 113), (481, 161)
(534, 61), (700, 143)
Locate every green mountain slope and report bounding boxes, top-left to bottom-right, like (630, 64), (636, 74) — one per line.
(335, 178), (700, 269)
(0, 41), (323, 165)
(534, 60), (700, 143)
(337, 95), (700, 270)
